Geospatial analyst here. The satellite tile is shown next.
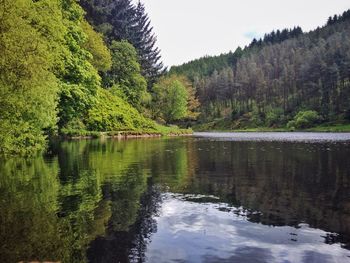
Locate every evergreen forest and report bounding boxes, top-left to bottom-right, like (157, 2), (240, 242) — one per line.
(171, 10), (350, 131)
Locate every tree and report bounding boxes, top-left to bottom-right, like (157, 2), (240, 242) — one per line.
(57, 2), (101, 129)
(106, 40), (149, 110)
(81, 21), (112, 72)
(152, 77), (189, 123)
(0, 0), (64, 155)
(80, 0), (165, 84)
(133, 1), (165, 86)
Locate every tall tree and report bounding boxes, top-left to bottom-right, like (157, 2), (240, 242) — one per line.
(80, 0), (165, 85)
(133, 1), (164, 86)
(105, 40), (148, 110)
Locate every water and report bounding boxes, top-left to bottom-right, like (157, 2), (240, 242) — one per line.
(1, 133), (350, 263)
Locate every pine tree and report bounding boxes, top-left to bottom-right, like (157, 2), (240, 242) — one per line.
(134, 1), (165, 87)
(108, 0), (136, 42)
(80, 0), (165, 86)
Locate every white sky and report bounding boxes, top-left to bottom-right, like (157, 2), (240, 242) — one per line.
(135, 0), (350, 67)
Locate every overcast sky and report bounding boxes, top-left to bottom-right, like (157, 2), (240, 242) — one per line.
(135, 0), (350, 67)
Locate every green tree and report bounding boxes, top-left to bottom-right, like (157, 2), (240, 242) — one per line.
(0, 0), (65, 155)
(153, 77), (189, 123)
(57, 1), (101, 130)
(106, 40), (149, 110)
(80, 0), (165, 84)
(81, 21), (112, 72)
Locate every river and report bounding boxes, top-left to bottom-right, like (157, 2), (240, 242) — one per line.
(1, 132), (350, 262)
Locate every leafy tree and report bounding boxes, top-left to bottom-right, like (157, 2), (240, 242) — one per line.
(105, 40), (149, 110)
(170, 75), (200, 121)
(57, 1), (101, 129)
(81, 21), (112, 72)
(0, 0), (65, 155)
(287, 110), (320, 129)
(153, 77), (189, 123)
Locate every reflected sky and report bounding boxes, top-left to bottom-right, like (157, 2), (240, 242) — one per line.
(146, 193), (350, 263)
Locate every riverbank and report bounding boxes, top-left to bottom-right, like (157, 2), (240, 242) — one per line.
(193, 122), (350, 133)
(60, 124), (193, 139)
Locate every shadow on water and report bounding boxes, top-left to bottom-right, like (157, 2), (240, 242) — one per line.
(0, 135), (350, 262)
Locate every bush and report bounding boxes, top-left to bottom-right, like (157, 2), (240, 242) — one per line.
(85, 88), (156, 132)
(265, 108), (284, 127)
(287, 110), (320, 129)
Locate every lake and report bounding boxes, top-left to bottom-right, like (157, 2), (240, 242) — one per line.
(1, 132), (350, 263)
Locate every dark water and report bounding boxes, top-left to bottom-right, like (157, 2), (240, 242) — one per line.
(1, 133), (350, 263)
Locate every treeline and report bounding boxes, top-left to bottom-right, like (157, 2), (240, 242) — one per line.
(0, 0), (199, 156)
(170, 27), (303, 80)
(171, 10), (350, 129)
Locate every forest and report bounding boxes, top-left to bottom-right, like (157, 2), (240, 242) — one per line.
(170, 10), (350, 131)
(1, 1), (350, 156)
(0, 0), (198, 156)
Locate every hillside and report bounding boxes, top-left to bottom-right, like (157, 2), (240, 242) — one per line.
(170, 10), (350, 130)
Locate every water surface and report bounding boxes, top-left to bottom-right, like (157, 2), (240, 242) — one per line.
(1, 133), (350, 262)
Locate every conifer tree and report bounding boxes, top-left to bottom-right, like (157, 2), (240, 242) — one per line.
(133, 1), (165, 86)
(80, 0), (165, 85)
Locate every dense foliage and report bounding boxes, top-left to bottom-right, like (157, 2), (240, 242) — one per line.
(171, 10), (350, 129)
(0, 0), (63, 155)
(105, 40), (149, 110)
(85, 87), (155, 132)
(0, 0), (192, 156)
(80, 0), (165, 85)
(152, 76), (200, 124)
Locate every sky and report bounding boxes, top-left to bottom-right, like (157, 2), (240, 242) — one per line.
(135, 0), (350, 67)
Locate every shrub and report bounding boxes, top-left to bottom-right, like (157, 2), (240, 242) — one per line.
(265, 108), (284, 127)
(287, 110), (320, 129)
(85, 88), (156, 132)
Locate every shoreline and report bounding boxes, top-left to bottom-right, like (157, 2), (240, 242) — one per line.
(62, 130), (193, 140)
(193, 124), (350, 133)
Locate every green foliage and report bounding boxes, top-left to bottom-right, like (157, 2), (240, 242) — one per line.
(106, 41), (149, 110)
(57, 1), (101, 128)
(153, 77), (189, 123)
(265, 108), (284, 127)
(85, 88), (156, 132)
(0, 0), (64, 156)
(81, 21), (112, 72)
(0, 0), (186, 156)
(287, 110), (320, 129)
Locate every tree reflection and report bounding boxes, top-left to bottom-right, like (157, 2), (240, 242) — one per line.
(1, 138), (350, 263)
